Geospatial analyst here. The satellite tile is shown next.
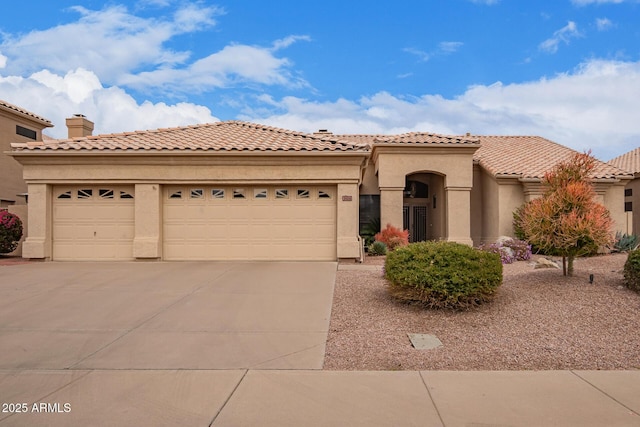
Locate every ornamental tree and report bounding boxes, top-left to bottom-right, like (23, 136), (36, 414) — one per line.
(0, 211), (23, 254)
(513, 152), (614, 276)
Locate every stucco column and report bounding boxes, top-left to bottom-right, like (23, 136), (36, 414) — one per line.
(380, 187), (404, 230)
(337, 183), (361, 259)
(445, 186), (473, 246)
(133, 184), (162, 259)
(22, 183), (52, 259)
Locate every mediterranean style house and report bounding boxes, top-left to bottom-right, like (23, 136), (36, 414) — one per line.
(610, 147), (640, 235)
(0, 100), (52, 208)
(8, 111), (633, 261)
(0, 100), (53, 256)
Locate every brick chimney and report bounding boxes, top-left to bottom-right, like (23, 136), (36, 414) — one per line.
(66, 114), (94, 138)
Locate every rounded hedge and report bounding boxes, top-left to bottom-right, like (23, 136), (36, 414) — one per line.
(623, 249), (640, 293)
(384, 241), (503, 310)
(0, 211), (23, 254)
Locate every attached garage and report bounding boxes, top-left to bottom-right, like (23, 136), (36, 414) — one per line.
(52, 186), (135, 261)
(163, 185), (336, 260)
(12, 121), (366, 262)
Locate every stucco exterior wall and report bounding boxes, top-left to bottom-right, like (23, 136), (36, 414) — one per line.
(624, 178), (640, 235)
(480, 169), (500, 243)
(600, 181), (631, 236)
(360, 162), (380, 195)
(0, 110), (48, 207)
(497, 178), (525, 239)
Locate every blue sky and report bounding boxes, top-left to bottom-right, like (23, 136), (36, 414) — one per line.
(1, 0), (639, 160)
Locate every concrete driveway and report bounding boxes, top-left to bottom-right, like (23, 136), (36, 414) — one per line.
(0, 261), (336, 370)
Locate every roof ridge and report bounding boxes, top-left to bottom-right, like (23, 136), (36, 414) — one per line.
(0, 99), (53, 126)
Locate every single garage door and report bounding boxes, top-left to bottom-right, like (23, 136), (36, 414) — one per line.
(163, 185), (337, 260)
(53, 186), (135, 261)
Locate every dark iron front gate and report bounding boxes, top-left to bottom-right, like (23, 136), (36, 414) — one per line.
(403, 205), (427, 242)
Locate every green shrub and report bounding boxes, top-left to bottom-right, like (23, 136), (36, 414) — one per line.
(368, 241), (387, 256)
(385, 241), (503, 310)
(0, 211), (23, 254)
(614, 232), (639, 252)
(623, 249), (640, 293)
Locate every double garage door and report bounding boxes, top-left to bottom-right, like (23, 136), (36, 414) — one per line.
(52, 185), (337, 261)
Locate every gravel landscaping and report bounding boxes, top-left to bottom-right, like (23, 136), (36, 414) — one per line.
(325, 253), (640, 371)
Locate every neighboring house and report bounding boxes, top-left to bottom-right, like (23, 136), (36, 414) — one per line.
(609, 147), (640, 235)
(9, 117), (633, 261)
(0, 100), (52, 208)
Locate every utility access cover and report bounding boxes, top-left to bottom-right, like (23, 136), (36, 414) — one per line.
(408, 333), (443, 350)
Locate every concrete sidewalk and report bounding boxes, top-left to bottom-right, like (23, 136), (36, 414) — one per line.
(1, 262), (639, 425)
(1, 369), (638, 426)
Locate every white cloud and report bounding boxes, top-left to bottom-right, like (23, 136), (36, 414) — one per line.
(404, 41), (464, 62)
(119, 43), (308, 92)
(403, 47), (431, 62)
(0, 4), (307, 94)
(0, 68), (218, 138)
(596, 17), (614, 30)
(0, 4), (218, 83)
(272, 35), (311, 51)
(0, 52), (6, 69)
(242, 59), (640, 160)
(539, 21), (582, 53)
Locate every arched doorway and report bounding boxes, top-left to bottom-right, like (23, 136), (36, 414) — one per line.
(403, 173), (445, 242)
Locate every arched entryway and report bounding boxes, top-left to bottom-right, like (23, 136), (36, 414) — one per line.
(403, 172), (445, 242)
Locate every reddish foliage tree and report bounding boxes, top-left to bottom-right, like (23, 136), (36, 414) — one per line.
(514, 152), (614, 276)
(374, 223), (409, 251)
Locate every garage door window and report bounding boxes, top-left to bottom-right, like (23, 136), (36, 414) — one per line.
(190, 189), (204, 199)
(169, 190), (182, 199)
(99, 189), (114, 199)
(78, 189), (93, 199)
(318, 190), (332, 199)
(275, 189), (288, 199)
(212, 189), (225, 199)
(233, 189), (246, 199)
(254, 189), (268, 199)
(297, 189), (310, 199)
(120, 191), (134, 199)
(57, 191), (72, 199)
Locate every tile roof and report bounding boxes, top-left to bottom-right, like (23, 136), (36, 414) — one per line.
(336, 132), (480, 146)
(11, 121), (368, 153)
(333, 134), (381, 147)
(0, 99), (52, 127)
(473, 135), (631, 180)
(609, 147), (640, 175)
(376, 132), (480, 145)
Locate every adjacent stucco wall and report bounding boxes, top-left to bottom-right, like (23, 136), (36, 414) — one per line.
(624, 177), (640, 235)
(480, 169), (500, 243)
(477, 170), (525, 243)
(360, 162), (380, 195)
(0, 110), (48, 207)
(497, 178), (525, 239)
(599, 181), (631, 236)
